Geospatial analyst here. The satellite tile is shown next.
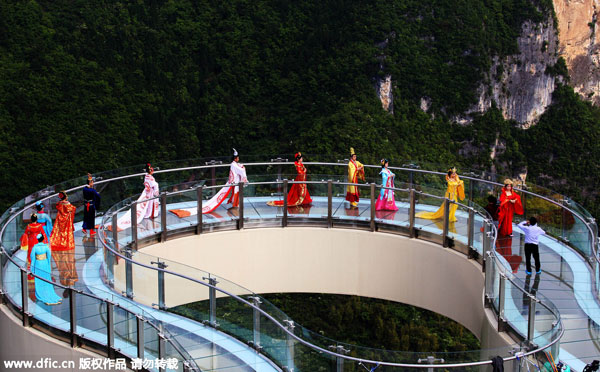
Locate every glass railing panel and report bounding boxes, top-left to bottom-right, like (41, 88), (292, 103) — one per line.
(502, 279), (528, 338)
(4, 256), (24, 308)
(373, 186), (409, 228)
(143, 321), (159, 366)
(163, 339), (186, 372)
(200, 182), (238, 230)
(413, 192), (445, 236)
(215, 295), (253, 344)
(245, 181), (280, 225)
(566, 214), (593, 258)
(448, 203), (470, 245)
(163, 270), (210, 325)
(130, 252), (159, 308)
(165, 190), (197, 232)
(76, 292), (108, 346)
(488, 258), (501, 313)
(136, 196), (162, 241)
(258, 313), (289, 369)
(494, 233), (522, 275)
(113, 307), (138, 358)
(331, 184), (372, 225)
(294, 341), (335, 372)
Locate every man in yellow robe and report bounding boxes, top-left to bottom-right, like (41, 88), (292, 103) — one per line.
(345, 148), (365, 207)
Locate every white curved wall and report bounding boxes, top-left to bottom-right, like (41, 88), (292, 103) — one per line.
(130, 227), (510, 351)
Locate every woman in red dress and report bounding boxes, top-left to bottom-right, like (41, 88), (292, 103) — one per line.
(497, 179), (523, 236)
(267, 152), (312, 207)
(20, 213), (48, 279)
(50, 191), (78, 286)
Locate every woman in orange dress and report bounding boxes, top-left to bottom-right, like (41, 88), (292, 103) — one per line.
(20, 213), (48, 280)
(50, 191), (78, 286)
(267, 152), (312, 206)
(497, 179), (523, 236)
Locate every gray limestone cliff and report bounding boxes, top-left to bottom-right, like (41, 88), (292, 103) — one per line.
(456, 15), (561, 127)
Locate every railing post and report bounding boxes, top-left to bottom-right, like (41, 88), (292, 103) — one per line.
(20, 270), (31, 327)
(409, 189), (416, 238)
(238, 182), (244, 230)
(249, 296), (262, 351)
(282, 179), (288, 227)
(69, 288), (78, 347)
(418, 356), (445, 372)
(467, 207), (475, 257)
(152, 260), (167, 310)
(105, 245), (114, 288)
(124, 248), (133, 299)
(106, 302), (115, 359)
(527, 295), (537, 348)
(442, 198), (450, 247)
(498, 274), (507, 332)
(203, 276), (219, 327)
(136, 315), (145, 359)
(158, 323), (167, 372)
(329, 345), (350, 372)
(482, 221), (491, 272)
(160, 192), (167, 242)
(284, 320), (295, 371)
(0, 252), (4, 304)
(469, 179), (474, 202)
(327, 180), (333, 228)
(158, 331), (166, 372)
(484, 252), (493, 308)
(370, 183), (376, 232)
(130, 201), (138, 250)
(409, 170), (414, 189)
(196, 186), (203, 235)
(111, 213), (119, 250)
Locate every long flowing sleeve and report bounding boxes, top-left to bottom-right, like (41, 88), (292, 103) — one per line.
(30, 245), (37, 273)
(457, 179), (465, 201)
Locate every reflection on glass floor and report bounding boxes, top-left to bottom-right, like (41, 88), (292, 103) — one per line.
(3, 195), (600, 371)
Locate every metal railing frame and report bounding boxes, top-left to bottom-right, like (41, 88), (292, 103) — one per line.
(0, 160), (590, 370)
(99, 178), (563, 369)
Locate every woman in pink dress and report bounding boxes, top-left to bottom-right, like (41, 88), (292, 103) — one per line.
(375, 159), (398, 211)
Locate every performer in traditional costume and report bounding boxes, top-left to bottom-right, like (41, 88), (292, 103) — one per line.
(30, 234), (62, 305)
(20, 213), (48, 280)
(225, 149), (248, 208)
(416, 167), (465, 222)
(35, 201), (53, 238)
(170, 149), (248, 217)
(375, 159), (398, 211)
(82, 173), (101, 236)
(50, 191), (78, 286)
(267, 152), (312, 207)
(497, 179), (523, 236)
(116, 163), (160, 230)
(346, 148), (365, 207)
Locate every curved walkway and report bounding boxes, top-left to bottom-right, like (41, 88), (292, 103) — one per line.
(3, 196), (599, 371)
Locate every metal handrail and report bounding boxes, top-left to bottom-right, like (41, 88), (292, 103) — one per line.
(0, 247), (195, 370)
(3, 160), (596, 265)
(0, 161), (588, 369)
(98, 179), (563, 368)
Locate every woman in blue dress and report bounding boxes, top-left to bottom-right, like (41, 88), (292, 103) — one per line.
(30, 234), (62, 305)
(35, 202), (53, 238)
(375, 159), (399, 211)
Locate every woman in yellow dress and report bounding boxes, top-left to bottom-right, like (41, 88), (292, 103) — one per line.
(416, 167), (465, 222)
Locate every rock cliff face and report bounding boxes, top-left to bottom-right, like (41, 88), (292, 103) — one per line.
(377, 75), (394, 113)
(554, 0), (600, 105)
(457, 16), (560, 127)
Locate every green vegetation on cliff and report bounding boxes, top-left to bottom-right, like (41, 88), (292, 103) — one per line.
(1, 0), (599, 219)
